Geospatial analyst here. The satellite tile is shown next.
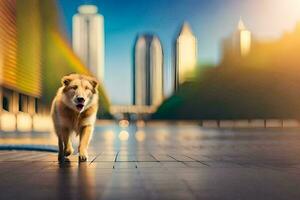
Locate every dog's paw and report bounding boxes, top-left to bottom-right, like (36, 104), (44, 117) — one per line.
(79, 154), (88, 162)
(58, 153), (65, 162)
(64, 147), (74, 157)
(79, 150), (88, 162)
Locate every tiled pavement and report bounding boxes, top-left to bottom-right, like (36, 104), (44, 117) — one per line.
(1, 122), (300, 200)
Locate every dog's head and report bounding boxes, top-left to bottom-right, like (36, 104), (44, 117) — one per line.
(61, 74), (99, 113)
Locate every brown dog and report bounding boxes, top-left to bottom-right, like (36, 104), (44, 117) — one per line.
(51, 73), (99, 162)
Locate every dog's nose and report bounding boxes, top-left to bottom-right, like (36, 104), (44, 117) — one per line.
(76, 97), (85, 103)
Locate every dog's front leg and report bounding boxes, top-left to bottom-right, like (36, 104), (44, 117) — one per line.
(78, 125), (93, 162)
(57, 135), (64, 161)
(54, 125), (66, 161)
(62, 131), (74, 157)
(57, 127), (71, 161)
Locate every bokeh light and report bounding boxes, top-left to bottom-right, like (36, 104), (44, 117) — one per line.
(103, 130), (115, 141)
(135, 130), (146, 142)
(118, 130), (129, 141)
(118, 119), (129, 128)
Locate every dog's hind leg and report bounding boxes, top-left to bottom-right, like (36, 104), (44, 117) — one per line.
(78, 125), (93, 162)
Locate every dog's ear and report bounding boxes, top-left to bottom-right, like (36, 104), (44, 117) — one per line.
(89, 77), (99, 89)
(61, 75), (73, 86)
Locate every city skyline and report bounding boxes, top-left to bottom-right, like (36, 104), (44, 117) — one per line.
(58, 0), (300, 105)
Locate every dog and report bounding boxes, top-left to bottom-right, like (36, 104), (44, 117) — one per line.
(51, 73), (99, 162)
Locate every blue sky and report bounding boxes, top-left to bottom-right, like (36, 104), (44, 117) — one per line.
(57, 0), (300, 105)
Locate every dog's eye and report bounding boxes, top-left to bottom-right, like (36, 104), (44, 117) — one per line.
(71, 86), (78, 90)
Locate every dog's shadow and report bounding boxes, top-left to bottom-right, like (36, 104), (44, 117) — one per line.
(58, 157), (71, 167)
(57, 157), (96, 200)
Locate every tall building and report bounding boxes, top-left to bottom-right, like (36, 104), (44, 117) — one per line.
(0, 0), (41, 115)
(174, 22), (198, 91)
(234, 18), (251, 57)
(0, 0), (110, 133)
(221, 18), (252, 62)
(72, 5), (105, 82)
(133, 34), (164, 106)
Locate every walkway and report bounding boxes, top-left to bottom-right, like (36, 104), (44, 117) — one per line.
(1, 121), (300, 199)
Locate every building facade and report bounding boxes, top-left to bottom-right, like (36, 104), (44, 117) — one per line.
(72, 5), (105, 82)
(0, 0), (41, 115)
(174, 22), (198, 91)
(133, 34), (164, 106)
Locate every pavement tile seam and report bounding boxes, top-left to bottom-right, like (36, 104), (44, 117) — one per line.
(89, 152), (103, 164)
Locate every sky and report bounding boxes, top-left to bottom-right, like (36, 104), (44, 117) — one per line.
(57, 0), (300, 105)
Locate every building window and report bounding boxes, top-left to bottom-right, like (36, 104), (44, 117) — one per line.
(35, 98), (39, 114)
(3, 96), (9, 111)
(18, 94), (22, 112)
(3, 88), (12, 112)
(18, 94), (28, 112)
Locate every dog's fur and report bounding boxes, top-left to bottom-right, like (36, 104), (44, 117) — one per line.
(51, 74), (99, 162)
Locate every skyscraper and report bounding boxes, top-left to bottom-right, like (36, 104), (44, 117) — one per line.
(222, 18), (252, 62)
(133, 34), (164, 106)
(174, 22), (198, 91)
(72, 5), (105, 82)
(234, 18), (251, 57)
